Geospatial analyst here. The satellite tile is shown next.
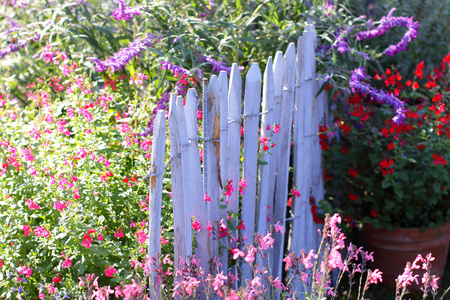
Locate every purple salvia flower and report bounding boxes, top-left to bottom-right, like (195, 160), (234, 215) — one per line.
(88, 33), (160, 72)
(333, 26), (354, 54)
(113, 0), (141, 21)
(356, 8), (419, 56)
(160, 61), (191, 77)
(198, 55), (244, 75)
(349, 66), (405, 124)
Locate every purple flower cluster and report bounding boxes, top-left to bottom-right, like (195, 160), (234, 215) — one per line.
(0, 36), (32, 59)
(112, 0), (141, 21)
(160, 61), (192, 77)
(349, 67), (405, 124)
(356, 8), (419, 56)
(333, 26), (354, 54)
(1, 0), (29, 7)
(198, 55), (244, 75)
(88, 33), (160, 73)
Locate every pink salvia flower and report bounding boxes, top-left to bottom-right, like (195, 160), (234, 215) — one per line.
(105, 266), (117, 277)
(114, 228), (124, 238)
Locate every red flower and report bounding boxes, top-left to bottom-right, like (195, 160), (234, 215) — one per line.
(348, 169), (358, 178)
(387, 142), (395, 151)
(349, 193), (358, 201)
(432, 93), (442, 103)
(414, 61), (425, 79)
(340, 146), (349, 154)
(370, 210), (377, 218)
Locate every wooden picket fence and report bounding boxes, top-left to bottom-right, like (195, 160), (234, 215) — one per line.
(147, 24), (328, 298)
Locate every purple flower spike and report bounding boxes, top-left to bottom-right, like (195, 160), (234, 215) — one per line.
(198, 55), (244, 75)
(349, 66), (405, 124)
(160, 61), (191, 77)
(113, 0), (141, 21)
(356, 8), (419, 56)
(88, 33), (160, 73)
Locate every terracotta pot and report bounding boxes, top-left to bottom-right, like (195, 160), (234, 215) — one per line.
(360, 223), (450, 291)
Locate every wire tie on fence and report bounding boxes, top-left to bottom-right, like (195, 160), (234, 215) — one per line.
(181, 142), (191, 148)
(220, 127), (228, 131)
(285, 214), (303, 222)
(282, 87), (295, 93)
(228, 118), (241, 125)
(241, 106), (275, 118)
(143, 154), (179, 181)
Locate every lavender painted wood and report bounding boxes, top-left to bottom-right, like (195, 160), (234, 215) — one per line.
(218, 71), (229, 273)
(292, 24), (317, 268)
(206, 75), (221, 264)
(241, 62), (262, 281)
(272, 42), (296, 281)
(176, 95), (193, 258)
(256, 56), (274, 235)
(226, 64), (242, 258)
(168, 94), (190, 290)
(311, 79), (327, 246)
(185, 88), (210, 275)
(270, 51), (285, 285)
(148, 110), (166, 300)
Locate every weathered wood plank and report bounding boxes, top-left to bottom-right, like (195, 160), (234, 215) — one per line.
(148, 110), (166, 300)
(256, 56), (275, 235)
(272, 43), (296, 282)
(185, 88), (210, 276)
(206, 75), (221, 269)
(168, 93), (190, 292)
(241, 62), (262, 281)
(291, 25), (317, 297)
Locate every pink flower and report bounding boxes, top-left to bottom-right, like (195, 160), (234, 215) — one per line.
(105, 266), (117, 277)
(39, 292), (45, 299)
(161, 236), (169, 244)
(73, 188), (80, 200)
(224, 180), (234, 197)
(192, 218), (201, 231)
(34, 226), (50, 238)
(231, 247), (245, 260)
(244, 245), (256, 263)
(259, 233), (274, 250)
(135, 229), (148, 245)
(204, 193), (211, 202)
(274, 222), (285, 234)
(238, 177), (247, 194)
(367, 269), (383, 285)
(62, 257), (72, 268)
(328, 248), (344, 270)
(25, 198), (40, 210)
(53, 201), (69, 213)
(82, 233), (93, 248)
(22, 224), (31, 236)
(97, 233), (103, 241)
(114, 228), (124, 238)
(273, 124), (280, 133)
(272, 277), (285, 290)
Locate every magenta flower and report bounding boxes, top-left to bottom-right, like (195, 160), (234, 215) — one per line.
(62, 257), (72, 269)
(105, 265), (117, 277)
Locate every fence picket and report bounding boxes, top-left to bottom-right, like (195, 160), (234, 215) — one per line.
(291, 24), (318, 274)
(148, 110), (166, 300)
(256, 56), (274, 236)
(241, 62), (262, 281)
(272, 42), (296, 280)
(169, 94), (191, 290)
(205, 75), (222, 266)
(184, 89), (210, 276)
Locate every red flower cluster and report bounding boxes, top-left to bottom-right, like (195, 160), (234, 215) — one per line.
(379, 158), (395, 176)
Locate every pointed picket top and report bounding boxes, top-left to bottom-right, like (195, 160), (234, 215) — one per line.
(148, 110), (166, 300)
(227, 63), (242, 219)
